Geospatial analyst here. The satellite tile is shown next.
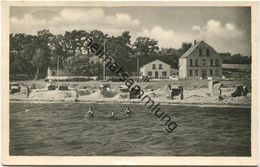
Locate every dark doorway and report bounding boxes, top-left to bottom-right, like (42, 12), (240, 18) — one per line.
(155, 71), (159, 78)
(201, 69), (207, 79)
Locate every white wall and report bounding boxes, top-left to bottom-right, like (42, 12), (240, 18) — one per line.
(89, 55), (101, 64)
(179, 41), (222, 79)
(140, 59), (171, 78)
(179, 59), (187, 78)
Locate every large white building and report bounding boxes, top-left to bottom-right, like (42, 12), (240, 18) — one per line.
(179, 40), (222, 79)
(140, 59), (171, 78)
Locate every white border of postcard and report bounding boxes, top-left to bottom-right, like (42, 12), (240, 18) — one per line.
(2, 0), (258, 166)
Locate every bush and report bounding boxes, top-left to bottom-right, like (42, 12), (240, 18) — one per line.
(59, 84), (69, 90)
(10, 74), (30, 81)
(108, 77), (122, 82)
(51, 77), (93, 82)
(31, 83), (38, 89)
(48, 84), (56, 90)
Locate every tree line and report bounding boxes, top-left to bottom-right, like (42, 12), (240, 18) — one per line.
(10, 29), (251, 80)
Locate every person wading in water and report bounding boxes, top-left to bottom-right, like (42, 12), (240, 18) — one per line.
(124, 107), (132, 117)
(86, 107), (94, 118)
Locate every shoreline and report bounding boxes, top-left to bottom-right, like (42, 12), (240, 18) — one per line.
(9, 80), (251, 109)
(9, 99), (251, 108)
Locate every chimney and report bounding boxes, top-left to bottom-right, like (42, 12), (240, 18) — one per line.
(194, 40), (197, 45)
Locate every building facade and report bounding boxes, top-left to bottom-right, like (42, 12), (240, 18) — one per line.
(140, 59), (171, 78)
(222, 64), (251, 79)
(47, 67), (70, 77)
(179, 40), (222, 79)
(89, 55), (102, 64)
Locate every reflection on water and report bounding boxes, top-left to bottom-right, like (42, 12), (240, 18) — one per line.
(10, 102), (251, 156)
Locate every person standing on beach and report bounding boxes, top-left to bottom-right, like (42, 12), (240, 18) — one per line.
(26, 85), (31, 98)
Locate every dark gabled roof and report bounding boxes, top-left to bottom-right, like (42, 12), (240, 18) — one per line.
(179, 40), (203, 59)
(180, 40), (217, 59)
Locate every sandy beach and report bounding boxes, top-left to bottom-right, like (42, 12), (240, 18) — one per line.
(10, 79), (251, 107)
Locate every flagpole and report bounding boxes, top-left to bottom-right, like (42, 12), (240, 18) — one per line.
(57, 55), (59, 76)
(103, 39), (106, 81)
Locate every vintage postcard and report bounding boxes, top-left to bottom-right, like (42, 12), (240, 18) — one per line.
(1, 0), (258, 166)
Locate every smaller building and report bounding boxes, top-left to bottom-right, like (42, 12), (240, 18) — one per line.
(89, 55), (102, 64)
(222, 64), (251, 79)
(140, 59), (171, 79)
(47, 67), (69, 77)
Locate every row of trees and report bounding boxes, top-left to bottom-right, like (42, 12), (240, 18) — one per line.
(10, 29), (251, 80)
(10, 29), (189, 80)
(219, 53), (251, 64)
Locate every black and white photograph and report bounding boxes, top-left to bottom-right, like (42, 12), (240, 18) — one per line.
(2, 1), (258, 166)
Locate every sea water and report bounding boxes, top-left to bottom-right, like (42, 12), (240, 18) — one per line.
(10, 102), (251, 156)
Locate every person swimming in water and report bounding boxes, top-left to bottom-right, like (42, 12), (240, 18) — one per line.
(111, 112), (115, 118)
(124, 107), (132, 117)
(86, 107), (94, 118)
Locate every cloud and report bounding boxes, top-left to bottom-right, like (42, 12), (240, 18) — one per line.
(136, 26), (195, 48)
(105, 13), (140, 28)
(137, 26), (175, 47)
(192, 19), (249, 55)
(10, 8), (141, 35)
(136, 19), (249, 55)
(10, 14), (46, 33)
(10, 10), (250, 55)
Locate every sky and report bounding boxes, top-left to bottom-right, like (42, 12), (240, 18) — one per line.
(10, 6), (251, 56)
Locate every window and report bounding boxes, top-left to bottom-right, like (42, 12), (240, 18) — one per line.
(162, 71), (167, 76)
(210, 59), (213, 66)
(159, 64), (163, 69)
(148, 71), (152, 76)
(189, 59), (193, 66)
(215, 59), (219, 66)
(202, 59), (206, 66)
(206, 49), (210, 56)
(215, 69), (219, 76)
(189, 69), (193, 76)
(199, 49), (202, 56)
(210, 69), (213, 76)
(152, 64), (156, 69)
(195, 69), (198, 76)
(201, 69), (207, 78)
(195, 59), (198, 66)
